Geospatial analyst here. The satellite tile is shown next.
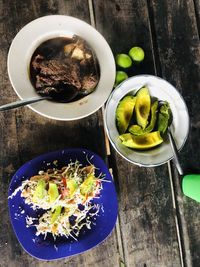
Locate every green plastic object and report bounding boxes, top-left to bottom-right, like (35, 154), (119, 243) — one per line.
(182, 174), (200, 202)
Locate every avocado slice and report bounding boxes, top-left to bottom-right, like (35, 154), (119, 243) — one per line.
(80, 174), (95, 196)
(48, 182), (59, 202)
(119, 131), (163, 150)
(51, 206), (62, 224)
(135, 86), (151, 129)
(33, 179), (46, 202)
(157, 101), (170, 135)
(67, 179), (78, 198)
(129, 100), (158, 135)
(116, 95), (136, 134)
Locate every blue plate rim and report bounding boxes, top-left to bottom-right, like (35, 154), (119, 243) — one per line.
(8, 148), (118, 260)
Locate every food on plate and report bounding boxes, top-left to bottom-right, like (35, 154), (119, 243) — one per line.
(129, 100), (158, 135)
(10, 160), (105, 239)
(119, 131), (163, 150)
(30, 35), (100, 102)
(128, 46), (145, 62)
(135, 86), (151, 129)
(115, 53), (132, 68)
(116, 86), (171, 150)
(157, 101), (171, 135)
(116, 95), (136, 134)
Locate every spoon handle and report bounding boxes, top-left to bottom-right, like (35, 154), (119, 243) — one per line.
(167, 127), (184, 176)
(0, 96), (51, 111)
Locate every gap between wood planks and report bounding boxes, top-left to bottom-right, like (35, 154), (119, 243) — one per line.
(146, 1), (192, 266)
(89, 1), (190, 267)
(168, 162), (184, 267)
(88, 1), (126, 266)
(193, 0), (200, 38)
(168, 162), (192, 267)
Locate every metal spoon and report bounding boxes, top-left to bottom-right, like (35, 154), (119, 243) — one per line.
(167, 126), (184, 175)
(161, 102), (200, 203)
(0, 85), (80, 111)
(0, 96), (52, 111)
(159, 100), (200, 202)
(159, 100), (183, 175)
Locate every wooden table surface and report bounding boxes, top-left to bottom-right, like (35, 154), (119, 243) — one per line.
(0, 1), (200, 267)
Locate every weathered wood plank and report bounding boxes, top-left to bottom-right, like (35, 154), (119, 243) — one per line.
(0, 1), (120, 266)
(193, 0), (200, 35)
(94, 0), (155, 76)
(0, 1), (23, 265)
(94, 1), (182, 266)
(150, 0), (200, 266)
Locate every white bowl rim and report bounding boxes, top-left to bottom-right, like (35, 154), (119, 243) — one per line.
(7, 15), (116, 121)
(104, 74), (190, 167)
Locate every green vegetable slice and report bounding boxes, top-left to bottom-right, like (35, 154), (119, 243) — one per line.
(51, 206), (62, 224)
(116, 95), (136, 134)
(119, 131), (163, 150)
(80, 174), (95, 196)
(129, 100), (158, 135)
(48, 182), (59, 202)
(33, 179), (46, 202)
(67, 179), (78, 198)
(157, 102), (170, 135)
(135, 86), (151, 129)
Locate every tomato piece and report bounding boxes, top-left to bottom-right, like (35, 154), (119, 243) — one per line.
(60, 187), (69, 199)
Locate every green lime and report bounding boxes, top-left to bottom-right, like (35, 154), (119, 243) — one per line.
(115, 71), (128, 86)
(116, 54), (132, 68)
(129, 47), (145, 62)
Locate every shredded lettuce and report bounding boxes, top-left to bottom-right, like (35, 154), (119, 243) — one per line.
(10, 160), (106, 239)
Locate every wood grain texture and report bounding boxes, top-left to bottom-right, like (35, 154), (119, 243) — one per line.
(112, 154), (182, 267)
(1, 0), (199, 266)
(94, 1), (182, 266)
(0, 1), (22, 266)
(94, 0), (155, 77)
(0, 1), (120, 266)
(150, 0), (200, 266)
(193, 0), (200, 35)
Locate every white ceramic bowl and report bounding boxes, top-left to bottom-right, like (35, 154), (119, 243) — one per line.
(7, 15), (115, 120)
(105, 75), (190, 167)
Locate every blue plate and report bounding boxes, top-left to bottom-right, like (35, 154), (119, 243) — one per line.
(8, 148), (118, 260)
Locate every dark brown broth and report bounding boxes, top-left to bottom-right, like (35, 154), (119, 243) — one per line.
(29, 36), (100, 103)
